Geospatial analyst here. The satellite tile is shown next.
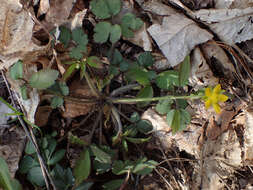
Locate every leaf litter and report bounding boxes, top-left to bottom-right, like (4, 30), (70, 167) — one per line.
(1, 0), (253, 189)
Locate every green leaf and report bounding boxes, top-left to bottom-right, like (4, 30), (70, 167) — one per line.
(11, 179), (22, 190)
(147, 71), (157, 80)
(48, 149), (66, 165)
(90, 144), (112, 164)
(111, 49), (123, 65)
(75, 182), (93, 190)
(106, 0), (121, 17)
(125, 136), (151, 144)
(121, 13), (143, 38)
(156, 70), (179, 90)
(59, 82), (69, 96)
(29, 69), (59, 90)
(136, 85), (153, 107)
(179, 55), (190, 86)
(10, 60), (23, 80)
(47, 81), (69, 96)
(166, 109), (191, 133)
(0, 156), (20, 190)
(155, 99), (173, 115)
(167, 109), (180, 134)
(102, 179), (124, 190)
(51, 96), (64, 109)
(93, 160), (111, 174)
(69, 46), (85, 60)
(130, 112), (140, 122)
(86, 56), (100, 68)
(47, 138), (57, 158)
(127, 67), (150, 86)
(63, 63), (78, 81)
(132, 159), (157, 175)
(25, 140), (36, 155)
(112, 160), (132, 175)
(109, 65), (119, 75)
(177, 99), (188, 109)
(119, 60), (129, 72)
(20, 85), (28, 100)
(27, 167), (45, 187)
(110, 24), (121, 43)
(137, 120), (153, 134)
(72, 28), (88, 47)
(137, 52), (154, 67)
(19, 156), (39, 174)
(90, 0), (121, 19)
(180, 109), (191, 130)
(59, 26), (71, 48)
(94, 22), (111, 43)
(68, 132), (88, 146)
(74, 149), (91, 186)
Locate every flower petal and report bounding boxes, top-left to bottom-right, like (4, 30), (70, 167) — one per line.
(213, 103), (221, 113)
(218, 94), (228, 102)
(205, 99), (211, 109)
(213, 84), (221, 93)
(205, 87), (212, 97)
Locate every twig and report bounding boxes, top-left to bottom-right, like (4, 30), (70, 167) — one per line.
(154, 168), (173, 190)
(87, 110), (103, 144)
(110, 84), (140, 97)
(119, 170), (130, 190)
(1, 70), (57, 190)
(111, 106), (123, 144)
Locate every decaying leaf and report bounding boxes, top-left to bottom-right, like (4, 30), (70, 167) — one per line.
(0, 127), (26, 178)
(0, 0), (47, 69)
(214, 0), (253, 9)
(38, 0), (50, 16)
(189, 47), (218, 90)
(194, 7), (253, 44)
(147, 12), (213, 67)
(63, 79), (95, 118)
(45, 0), (76, 26)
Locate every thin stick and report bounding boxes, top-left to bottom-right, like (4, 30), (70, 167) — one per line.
(154, 168), (173, 190)
(111, 94), (202, 104)
(1, 70), (56, 190)
(110, 84), (140, 97)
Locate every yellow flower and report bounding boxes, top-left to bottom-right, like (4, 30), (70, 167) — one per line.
(203, 84), (228, 113)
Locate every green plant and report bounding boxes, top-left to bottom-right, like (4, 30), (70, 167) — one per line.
(0, 156), (22, 190)
(19, 131), (66, 187)
(90, 0), (143, 44)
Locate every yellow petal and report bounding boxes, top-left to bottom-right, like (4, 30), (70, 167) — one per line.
(205, 87), (212, 97)
(205, 99), (211, 109)
(218, 94), (228, 102)
(213, 84), (221, 93)
(213, 103), (221, 113)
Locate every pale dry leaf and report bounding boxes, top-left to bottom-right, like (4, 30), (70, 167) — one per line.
(38, 0), (50, 16)
(124, 23), (152, 51)
(147, 13), (213, 67)
(194, 7), (253, 44)
(189, 47), (218, 90)
(141, 0), (178, 16)
(0, 127), (26, 177)
(45, 0), (76, 26)
(244, 107), (253, 164)
(71, 9), (87, 30)
(214, 0), (253, 9)
(0, 0), (46, 69)
(7, 64), (39, 123)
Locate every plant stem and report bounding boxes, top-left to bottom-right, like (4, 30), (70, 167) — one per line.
(83, 71), (101, 98)
(111, 94), (203, 104)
